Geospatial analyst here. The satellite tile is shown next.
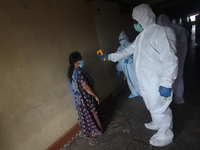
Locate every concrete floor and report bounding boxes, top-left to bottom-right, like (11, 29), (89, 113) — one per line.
(61, 31), (200, 150)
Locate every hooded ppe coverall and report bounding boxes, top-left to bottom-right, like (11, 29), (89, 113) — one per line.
(116, 31), (141, 98)
(157, 14), (188, 104)
(108, 4), (178, 147)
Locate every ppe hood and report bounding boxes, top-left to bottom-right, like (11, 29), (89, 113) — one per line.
(157, 14), (171, 26)
(119, 31), (129, 41)
(132, 4), (156, 29)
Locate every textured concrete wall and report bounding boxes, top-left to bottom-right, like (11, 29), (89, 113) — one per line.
(0, 0), (99, 149)
(0, 0), (135, 150)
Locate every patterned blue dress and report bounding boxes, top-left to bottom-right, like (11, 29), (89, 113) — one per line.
(71, 69), (103, 138)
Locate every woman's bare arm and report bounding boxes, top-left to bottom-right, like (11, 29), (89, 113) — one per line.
(83, 84), (100, 104)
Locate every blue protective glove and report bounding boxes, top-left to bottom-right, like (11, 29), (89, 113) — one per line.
(103, 53), (108, 60)
(124, 59), (128, 64)
(117, 71), (121, 76)
(98, 54), (104, 61)
(159, 86), (171, 97)
(98, 53), (108, 61)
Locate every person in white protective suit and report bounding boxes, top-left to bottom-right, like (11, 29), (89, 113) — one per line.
(116, 31), (142, 98)
(157, 14), (188, 104)
(98, 4), (178, 147)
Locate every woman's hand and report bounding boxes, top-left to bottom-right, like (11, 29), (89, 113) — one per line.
(95, 96), (100, 104)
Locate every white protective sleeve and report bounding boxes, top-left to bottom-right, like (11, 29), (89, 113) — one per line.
(156, 27), (178, 88)
(108, 42), (135, 62)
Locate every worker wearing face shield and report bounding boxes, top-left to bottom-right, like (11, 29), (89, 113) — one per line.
(99, 4), (178, 147)
(157, 14), (188, 104)
(116, 31), (141, 98)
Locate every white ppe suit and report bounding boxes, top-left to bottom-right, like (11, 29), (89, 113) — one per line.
(108, 4), (178, 147)
(116, 31), (141, 98)
(157, 14), (188, 104)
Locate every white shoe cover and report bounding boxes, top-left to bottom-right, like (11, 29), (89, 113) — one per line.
(128, 94), (136, 98)
(150, 133), (172, 147)
(144, 121), (159, 130)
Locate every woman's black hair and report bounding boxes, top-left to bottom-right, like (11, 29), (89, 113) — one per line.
(68, 51), (81, 82)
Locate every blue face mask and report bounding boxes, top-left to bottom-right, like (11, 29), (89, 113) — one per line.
(119, 39), (126, 47)
(78, 60), (84, 68)
(134, 23), (143, 32)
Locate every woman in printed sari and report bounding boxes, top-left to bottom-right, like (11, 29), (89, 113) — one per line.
(68, 51), (103, 139)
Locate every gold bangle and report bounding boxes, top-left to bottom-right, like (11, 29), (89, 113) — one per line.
(93, 94), (97, 98)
